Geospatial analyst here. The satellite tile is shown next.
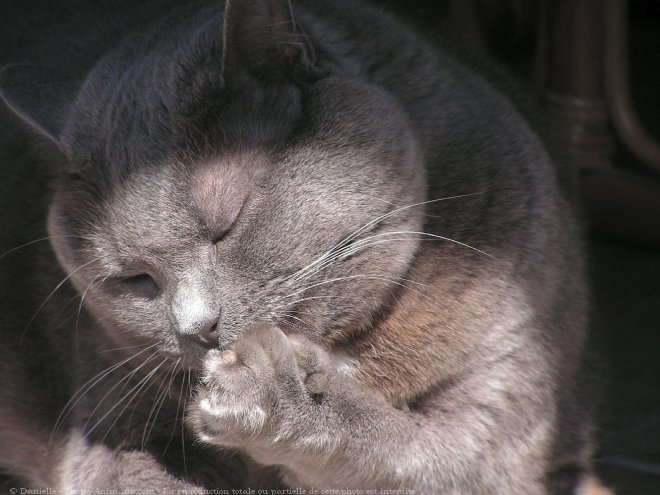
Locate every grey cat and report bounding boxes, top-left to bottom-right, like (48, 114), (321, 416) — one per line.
(0, 0), (607, 493)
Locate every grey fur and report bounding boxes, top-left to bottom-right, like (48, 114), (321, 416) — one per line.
(0, 0), (593, 493)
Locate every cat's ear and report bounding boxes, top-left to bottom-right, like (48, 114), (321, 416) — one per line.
(0, 64), (78, 148)
(221, 0), (320, 86)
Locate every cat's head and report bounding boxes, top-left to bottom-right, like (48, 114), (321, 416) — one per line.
(0, 0), (426, 367)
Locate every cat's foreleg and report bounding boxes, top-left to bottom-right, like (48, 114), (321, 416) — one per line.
(54, 430), (207, 491)
(189, 324), (564, 493)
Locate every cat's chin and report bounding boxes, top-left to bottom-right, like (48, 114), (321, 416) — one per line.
(177, 347), (217, 371)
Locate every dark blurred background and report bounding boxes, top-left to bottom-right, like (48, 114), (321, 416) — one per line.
(380, 1), (660, 493)
(1, 1), (658, 493)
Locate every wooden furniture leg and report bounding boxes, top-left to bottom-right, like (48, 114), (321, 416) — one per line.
(538, 0), (614, 172)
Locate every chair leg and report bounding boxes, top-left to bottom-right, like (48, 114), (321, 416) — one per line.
(604, 0), (660, 172)
(538, 0), (614, 172)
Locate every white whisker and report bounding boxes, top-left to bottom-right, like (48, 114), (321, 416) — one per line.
(298, 231), (495, 283)
(281, 274), (436, 305)
(0, 235), (85, 260)
(274, 294), (341, 307)
(83, 351), (161, 436)
(75, 275), (108, 351)
(295, 237), (417, 280)
(180, 369), (191, 478)
(49, 343), (158, 444)
(287, 193), (485, 282)
(99, 358), (170, 443)
(97, 343), (153, 354)
(281, 313), (307, 326)
(21, 257), (101, 344)
(142, 360), (180, 449)
(163, 360), (184, 455)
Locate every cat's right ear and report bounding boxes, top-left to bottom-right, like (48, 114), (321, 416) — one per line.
(0, 64), (78, 150)
(221, 0), (322, 86)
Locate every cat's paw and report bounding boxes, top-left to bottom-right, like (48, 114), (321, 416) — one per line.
(189, 324), (339, 458)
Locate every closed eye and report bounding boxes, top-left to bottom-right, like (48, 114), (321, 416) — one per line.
(209, 194), (250, 245)
(211, 229), (229, 244)
(115, 273), (160, 299)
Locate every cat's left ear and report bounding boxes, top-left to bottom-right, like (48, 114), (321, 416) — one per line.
(221, 0), (321, 86)
(0, 64), (78, 150)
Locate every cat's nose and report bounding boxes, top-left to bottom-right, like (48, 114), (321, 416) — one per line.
(176, 315), (220, 349)
(178, 316), (220, 349)
(197, 317), (220, 348)
(171, 276), (222, 348)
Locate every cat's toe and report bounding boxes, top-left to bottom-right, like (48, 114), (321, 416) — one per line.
(227, 324), (303, 385)
(232, 324), (293, 365)
(190, 375), (270, 445)
(201, 350), (239, 380)
(289, 336), (333, 396)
